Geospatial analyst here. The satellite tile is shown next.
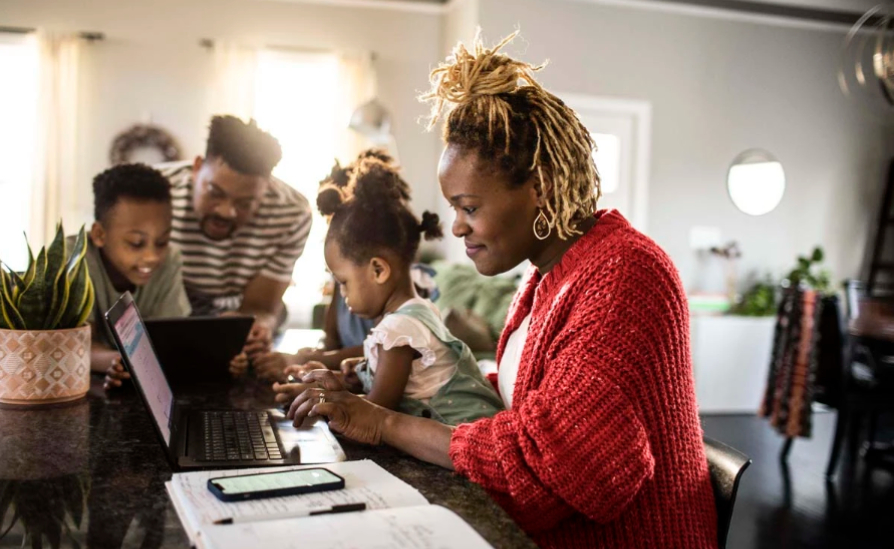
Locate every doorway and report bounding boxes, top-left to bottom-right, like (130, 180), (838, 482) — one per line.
(560, 94), (652, 233)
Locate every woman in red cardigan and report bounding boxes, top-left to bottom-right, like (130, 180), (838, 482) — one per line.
(286, 32), (718, 548)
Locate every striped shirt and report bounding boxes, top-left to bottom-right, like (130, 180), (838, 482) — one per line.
(159, 161), (312, 316)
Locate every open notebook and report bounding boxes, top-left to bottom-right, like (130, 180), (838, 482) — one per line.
(166, 460), (494, 549)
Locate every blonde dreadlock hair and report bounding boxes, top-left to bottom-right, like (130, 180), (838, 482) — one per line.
(421, 31), (601, 240)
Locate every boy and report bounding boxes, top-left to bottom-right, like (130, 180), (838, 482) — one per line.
(76, 163), (191, 388)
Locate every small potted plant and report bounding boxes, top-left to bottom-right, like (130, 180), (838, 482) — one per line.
(0, 224), (94, 406)
(785, 246), (831, 293)
(709, 241), (742, 305)
(730, 274), (778, 317)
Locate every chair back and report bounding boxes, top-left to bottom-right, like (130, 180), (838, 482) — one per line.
(851, 278), (894, 316)
(845, 279), (894, 343)
(704, 436), (751, 549)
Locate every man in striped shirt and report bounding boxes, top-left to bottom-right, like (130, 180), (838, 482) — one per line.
(158, 116), (312, 375)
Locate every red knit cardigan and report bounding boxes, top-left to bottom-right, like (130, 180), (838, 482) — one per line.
(450, 210), (718, 548)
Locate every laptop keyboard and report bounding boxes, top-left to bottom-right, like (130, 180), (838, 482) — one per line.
(201, 411), (283, 461)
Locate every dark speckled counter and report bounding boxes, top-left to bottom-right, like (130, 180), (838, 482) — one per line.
(0, 377), (535, 549)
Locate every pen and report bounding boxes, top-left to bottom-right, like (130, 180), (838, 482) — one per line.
(213, 502), (367, 525)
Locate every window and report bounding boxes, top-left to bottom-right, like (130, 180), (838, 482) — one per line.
(0, 33), (38, 271)
(253, 49), (339, 326)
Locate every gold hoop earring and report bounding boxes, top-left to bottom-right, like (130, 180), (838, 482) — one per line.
(533, 210), (552, 241)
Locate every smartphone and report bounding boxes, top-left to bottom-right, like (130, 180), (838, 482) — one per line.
(207, 467), (346, 502)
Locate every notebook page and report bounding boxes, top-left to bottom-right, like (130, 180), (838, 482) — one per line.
(165, 482), (201, 546)
(170, 460), (428, 533)
(198, 505), (494, 549)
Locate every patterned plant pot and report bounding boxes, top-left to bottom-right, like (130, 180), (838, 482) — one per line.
(0, 325), (91, 406)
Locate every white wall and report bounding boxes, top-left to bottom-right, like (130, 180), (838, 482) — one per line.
(480, 0), (894, 291)
(443, 0), (480, 56)
(0, 0), (444, 225)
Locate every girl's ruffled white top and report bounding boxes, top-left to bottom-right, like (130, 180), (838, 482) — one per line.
(363, 298), (457, 402)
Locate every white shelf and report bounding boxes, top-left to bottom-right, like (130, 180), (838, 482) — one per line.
(691, 315), (775, 414)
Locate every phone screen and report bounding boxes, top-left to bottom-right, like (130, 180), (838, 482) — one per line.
(213, 468), (342, 495)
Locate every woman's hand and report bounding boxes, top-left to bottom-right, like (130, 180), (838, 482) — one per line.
(103, 355), (130, 390)
(287, 369), (390, 445)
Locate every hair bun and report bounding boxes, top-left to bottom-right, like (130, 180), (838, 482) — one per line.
(419, 211), (443, 241)
(357, 149), (396, 167)
(320, 160), (351, 189)
(422, 31), (545, 128)
(352, 158), (406, 208)
(316, 185), (346, 217)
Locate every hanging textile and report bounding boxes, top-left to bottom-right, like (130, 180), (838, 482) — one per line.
(812, 295), (844, 408)
(759, 287), (824, 438)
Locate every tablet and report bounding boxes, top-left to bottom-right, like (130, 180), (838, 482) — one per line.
(145, 316), (254, 387)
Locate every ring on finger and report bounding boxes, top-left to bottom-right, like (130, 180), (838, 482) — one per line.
(318, 390), (326, 405)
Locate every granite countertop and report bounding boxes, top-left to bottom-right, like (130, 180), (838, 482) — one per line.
(0, 377), (535, 549)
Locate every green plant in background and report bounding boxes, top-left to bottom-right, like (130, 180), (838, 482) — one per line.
(0, 224), (94, 331)
(0, 475), (89, 549)
(786, 246), (832, 294)
(732, 275), (778, 316)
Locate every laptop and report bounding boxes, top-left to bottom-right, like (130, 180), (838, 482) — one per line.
(145, 316), (253, 387)
(106, 292), (342, 470)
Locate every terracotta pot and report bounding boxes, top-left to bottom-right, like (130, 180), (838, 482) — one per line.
(0, 325), (91, 406)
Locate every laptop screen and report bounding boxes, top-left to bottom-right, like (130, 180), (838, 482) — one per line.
(112, 301), (174, 446)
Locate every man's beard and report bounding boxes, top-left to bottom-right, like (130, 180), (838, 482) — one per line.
(200, 215), (237, 241)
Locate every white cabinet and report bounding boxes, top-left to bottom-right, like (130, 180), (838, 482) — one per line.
(690, 315), (776, 414)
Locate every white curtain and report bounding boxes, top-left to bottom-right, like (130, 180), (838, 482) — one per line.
(248, 48), (378, 326)
(208, 41), (258, 122)
(32, 31), (81, 245)
(335, 51), (380, 163)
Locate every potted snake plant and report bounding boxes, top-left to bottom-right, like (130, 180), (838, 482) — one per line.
(0, 224), (94, 406)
